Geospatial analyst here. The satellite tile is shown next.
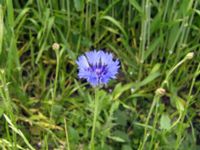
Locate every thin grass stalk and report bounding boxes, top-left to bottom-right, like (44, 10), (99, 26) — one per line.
(162, 0), (179, 67)
(149, 99), (160, 149)
(95, 0), (99, 44)
(4, 114), (35, 150)
(175, 63), (200, 149)
(139, 94), (160, 150)
(66, 0), (71, 40)
(0, 4), (3, 54)
(50, 45), (60, 120)
(86, 1), (89, 38)
(64, 118), (71, 150)
(183, 0), (198, 44)
(138, 0), (150, 80)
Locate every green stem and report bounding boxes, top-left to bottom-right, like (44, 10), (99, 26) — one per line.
(138, 0), (150, 81)
(162, 57), (187, 87)
(95, 0), (99, 43)
(175, 63), (200, 149)
(139, 95), (159, 150)
(53, 50), (59, 100)
(64, 118), (71, 150)
(66, 0), (71, 40)
(149, 99), (160, 149)
(90, 88), (99, 150)
(50, 49), (60, 120)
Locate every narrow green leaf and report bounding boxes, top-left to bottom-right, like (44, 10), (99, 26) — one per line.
(14, 8), (30, 28)
(108, 136), (125, 143)
(144, 36), (163, 60)
(150, 63), (161, 74)
(36, 16), (54, 63)
(0, 5), (3, 54)
(0, 107), (4, 118)
(112, 83), (134, 100)
(100, 15), (128, 40)
(4, 114), (35, 150)
(194, 9), (200, 16)
(129, 0), (142, 13)
(101, 0), (120, 16)
(0, 139), (25, 150)
(6, 0), (14, 26)
(138, 72), (160, 87)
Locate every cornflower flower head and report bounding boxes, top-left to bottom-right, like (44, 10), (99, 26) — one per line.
(76, 50), (120, 87)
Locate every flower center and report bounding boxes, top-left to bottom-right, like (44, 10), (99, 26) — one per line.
(95, 68), (102, 75)
(88, 63), (107, 77)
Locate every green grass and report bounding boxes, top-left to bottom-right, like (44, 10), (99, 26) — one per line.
(0, 0), (200, 149)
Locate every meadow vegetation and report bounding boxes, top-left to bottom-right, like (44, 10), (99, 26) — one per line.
(0, 0), (200, 149)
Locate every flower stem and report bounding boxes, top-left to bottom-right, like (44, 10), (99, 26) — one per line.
(90, 88), (98, 150)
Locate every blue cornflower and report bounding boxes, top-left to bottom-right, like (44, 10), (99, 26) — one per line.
(76, 50), (120, 86)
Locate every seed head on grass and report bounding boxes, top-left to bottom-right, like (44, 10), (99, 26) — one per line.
(155, 88), (166, 96)
(76, 50), (120, 87)
(185, 52), (194, 60)
(52, 43), (60, 51)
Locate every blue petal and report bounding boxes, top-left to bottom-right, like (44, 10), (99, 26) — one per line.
(98, 51), (113, 65)
(85, 50), (101, 65)
(100, 75), (110, 84)
(87, 74), (99, 86)
(78, 69), (90, 79)
(106, 60), (120, 78)
(76, 55), (90, 69)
